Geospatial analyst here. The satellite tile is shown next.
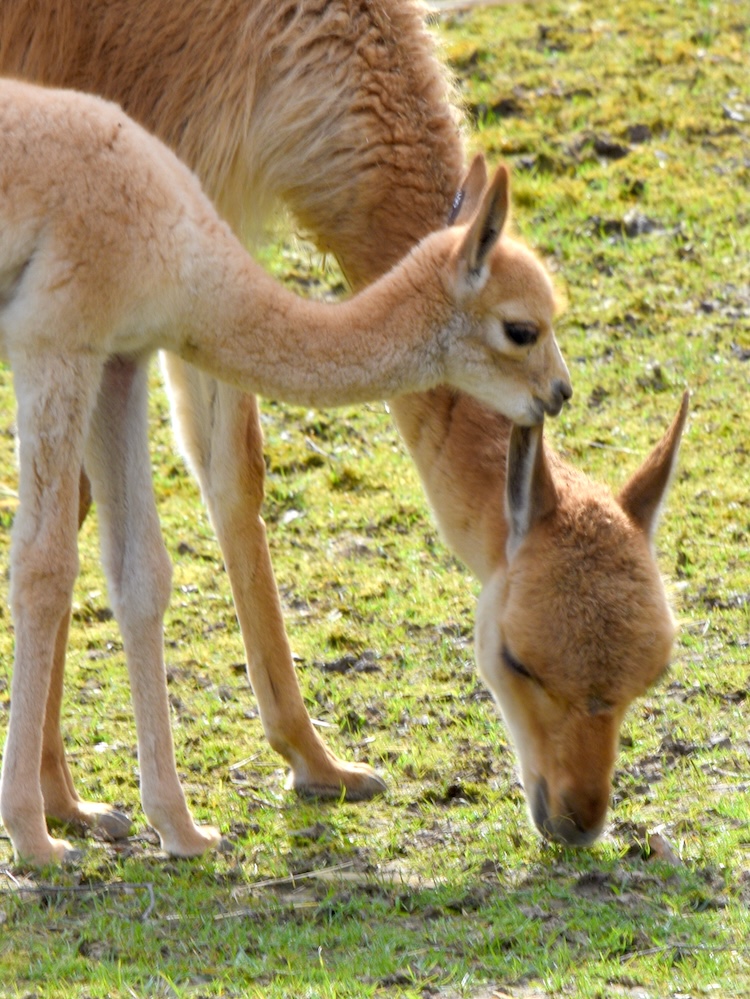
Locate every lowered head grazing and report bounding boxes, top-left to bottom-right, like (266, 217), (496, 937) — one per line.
(476, 393), (688, 846)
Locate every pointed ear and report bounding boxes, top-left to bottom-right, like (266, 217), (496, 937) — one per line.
(448, 153), (489, 226)
(618, 391), (689, 540)
(505, 422), (557, 560)
(457, 163), (510, 284)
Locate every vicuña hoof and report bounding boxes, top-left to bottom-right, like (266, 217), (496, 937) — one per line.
(13, 834), (81, 868)
(290, 762), (387, 802)
(90, 808), (132, 841)
(159, 823), (223, 858)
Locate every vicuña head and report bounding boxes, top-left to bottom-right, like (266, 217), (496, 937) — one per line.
(476, 393), (688, 846)
(432, 153), (572, 425)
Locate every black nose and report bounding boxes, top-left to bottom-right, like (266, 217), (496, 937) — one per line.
(543, 379), (573, 417)
(557, 378), (573, 402)
(532, 779), (602, 848)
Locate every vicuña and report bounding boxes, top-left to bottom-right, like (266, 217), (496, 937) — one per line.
(0, 79), (570, 864)
(0, 0), (682, 857)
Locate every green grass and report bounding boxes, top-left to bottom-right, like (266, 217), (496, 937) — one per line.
(1, 0), (749, 996)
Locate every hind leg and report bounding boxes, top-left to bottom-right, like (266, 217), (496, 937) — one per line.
(39, 597), (132, 841)
(1, 351), (103, 864)
(84, 357), (220, 856)
(37, 467), (130, 839)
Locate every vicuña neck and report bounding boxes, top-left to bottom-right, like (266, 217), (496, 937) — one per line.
(333, 205), (517, 583)
(389, 388), (512, 582)
(178, 226), (456, 410)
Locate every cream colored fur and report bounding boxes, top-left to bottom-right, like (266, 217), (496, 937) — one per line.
(0, 0), (681, 857)
(0, 80), (570, 864)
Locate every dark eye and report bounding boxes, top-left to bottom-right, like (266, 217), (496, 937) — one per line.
(502, 645), (534, 680)
(504, 322), (539, 347)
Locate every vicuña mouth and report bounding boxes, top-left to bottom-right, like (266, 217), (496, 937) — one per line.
(522, 397), (546, 426)
(532, 778), (603, 847)
(542, 393), (566, 417)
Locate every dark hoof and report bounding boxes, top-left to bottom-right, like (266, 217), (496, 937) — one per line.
(293, 770), (387, 802)
(92, 809), (132, 841)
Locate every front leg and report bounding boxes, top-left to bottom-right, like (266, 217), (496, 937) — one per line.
(162, 357), (386, 800)
(220, 474), (384, 800)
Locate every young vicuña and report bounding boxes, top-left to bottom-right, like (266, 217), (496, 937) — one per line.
(0, 79), (571, 864)
(0, 0), (683, 857)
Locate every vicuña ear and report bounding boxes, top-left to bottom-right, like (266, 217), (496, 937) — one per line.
(505, 422), (557, 560)
(618, 390), (689, 541)
(457, 163), (510, 284)
(448, 153), (489, 226)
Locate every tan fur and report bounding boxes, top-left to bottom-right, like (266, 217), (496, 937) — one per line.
(0, 79), (570, 864)
(0, 0), (680, 855)
(476, 396), (688, 844)
(0, 0), (461, 279)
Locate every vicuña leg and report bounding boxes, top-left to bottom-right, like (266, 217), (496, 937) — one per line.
(84, 357), (220, 856)
(39, 467), (131, 840)
(40, 601), (132, 840)
(163, 357), (386, 799)
(1, 350), (103, 864)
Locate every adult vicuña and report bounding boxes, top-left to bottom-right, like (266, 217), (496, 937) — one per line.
(1, 0), (682, 853)
(476, 395), (688, 845)
(0, 79), (571, 865)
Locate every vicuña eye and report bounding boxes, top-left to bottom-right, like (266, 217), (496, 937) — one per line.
(504, 322), (539, 347)
(502, 645), (534, 680)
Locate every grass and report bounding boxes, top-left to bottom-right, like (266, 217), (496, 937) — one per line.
(1, 0), (749, 996)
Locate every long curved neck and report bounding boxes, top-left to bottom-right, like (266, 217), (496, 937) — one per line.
(390, 388), (512, 582)
(177, 227), (456, 410)
(330, 173), (515, 584)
